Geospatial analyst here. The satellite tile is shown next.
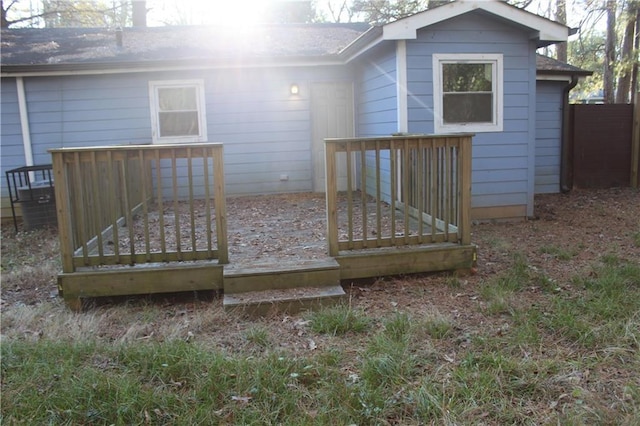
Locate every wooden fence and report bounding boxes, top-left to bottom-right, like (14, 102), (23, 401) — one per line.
(325, 134), (472, 257)
(50, 144), (228, 274)
(569, 104), (636, 188)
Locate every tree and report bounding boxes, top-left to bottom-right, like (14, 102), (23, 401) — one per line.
(632, 4), (640, 101)
(556, 0), (567, 62)
(265, 0), (316, 23)
(615, 0), (639, 103)
(324, 0), (356, 23)
(1, 0), (134, 28)
(561, 0), (639, 103)
(568, 30), (606, 96)
(132, 0), (146, 27)
(604, 0), (616, 103)
(350, 0), (451, 25)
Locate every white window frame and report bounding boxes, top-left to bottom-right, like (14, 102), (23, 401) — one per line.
(433, 53), (503, 133)
(149, 79), (208, 144)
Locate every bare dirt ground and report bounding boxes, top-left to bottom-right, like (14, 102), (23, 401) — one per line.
(1, 187), (639, 309)
(95, 191), (410, 269)
(2, 187), (639, 424)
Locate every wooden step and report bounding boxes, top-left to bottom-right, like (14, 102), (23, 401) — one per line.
(223, 259), (340, 294)
(223, 284), (346, 315)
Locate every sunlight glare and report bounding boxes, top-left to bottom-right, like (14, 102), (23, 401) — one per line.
(175, 0), (271, 27)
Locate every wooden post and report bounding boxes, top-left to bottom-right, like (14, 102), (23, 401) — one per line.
(106, 150), (121, 262)
(51, 151), (75, 274)
(360, 141), (368, 248)
(346, 142), (354, 248)
(375, 141), (382, 246)
(72, 152), (89, 264)
(430, 139), (437, 243)
(402, 139), (410, 245)
(390, 145), (397, 245)
(121, 156), (135, 264)
(325, 140), (339, 257)
(90, 151), (105, 261)
(154, 150), (166, 259)
(171, 153), (181, 259)
(213, 145), (228, 264)
(203, 149), (213, 257)
(459, 136), (472, 246)
(632, 91), (640, 188)
(138, 150), (151, 260)
(187, 148), (197, 252)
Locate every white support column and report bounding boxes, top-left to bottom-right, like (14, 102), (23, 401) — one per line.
(396, 40), (408, 133)
(17, 77), (34, 168)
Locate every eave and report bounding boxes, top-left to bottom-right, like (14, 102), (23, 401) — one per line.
(0, 56), (345, 77)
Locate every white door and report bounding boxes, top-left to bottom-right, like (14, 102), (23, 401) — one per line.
(311, 82), (354, 192)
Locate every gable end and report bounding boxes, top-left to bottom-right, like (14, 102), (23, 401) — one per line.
(383, 0), (569, 47)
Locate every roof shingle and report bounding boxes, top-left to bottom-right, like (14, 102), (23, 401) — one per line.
(1, 23), (372, 66)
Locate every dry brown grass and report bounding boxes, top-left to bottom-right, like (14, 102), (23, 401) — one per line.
(1, 188), (639, 424)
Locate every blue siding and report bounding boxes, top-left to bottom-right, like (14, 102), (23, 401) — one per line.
(205, 66), (351, 195)
(1, 78), (26, 198)
(355, 45), (398, 201)
(404, 12), (536, 215)
(24, 73), (152, 167)
(2, 66), (354, 199)
(535, 80), (564, 194)
(356, 45), (398, 137)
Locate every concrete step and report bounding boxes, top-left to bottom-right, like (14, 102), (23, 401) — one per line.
(223, 284), (346, 315)
(223, 258), (340, 294)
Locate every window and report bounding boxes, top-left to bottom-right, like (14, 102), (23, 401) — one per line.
(149, 80), (207, 143)
(433, 54), (503, 133)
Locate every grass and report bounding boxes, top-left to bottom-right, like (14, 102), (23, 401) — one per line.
(2, 253), (640, 424)
(307, 303), (371, 336)
(479, 252), (531, 314)
(2, 187), (640, 425)
(539, 244), (580, 260)
(2, 270), (640, 425)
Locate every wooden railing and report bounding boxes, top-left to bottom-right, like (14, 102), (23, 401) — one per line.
(325, 134), (472, 256)
(50, 144), (228, 273)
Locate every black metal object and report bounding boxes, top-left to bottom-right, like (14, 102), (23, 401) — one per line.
(5, 164), (55, 232)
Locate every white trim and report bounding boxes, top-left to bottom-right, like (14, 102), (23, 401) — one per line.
(148, 79), (208, 144)
(432, 53), (503, 133)
(16, 77), (34, 168)
(1, 59), (346, 78)
(340, 26), (385, 63)
(526, 51), (537, 218)
(396, 40), (408, 133)
(383, 0), (569, 45)
(536, 75), (572, 82)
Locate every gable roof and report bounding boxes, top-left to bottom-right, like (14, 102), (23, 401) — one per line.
(1, 1), (584, 77)
(0, 23), (371, 74)
(382, 0), (572, 47)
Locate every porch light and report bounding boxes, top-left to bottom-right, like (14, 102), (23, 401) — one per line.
(290, 84), (299, 95)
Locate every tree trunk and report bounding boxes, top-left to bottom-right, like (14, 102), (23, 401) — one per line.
(604, 0), (617, 104)
(556, 0), (567, 63)
(132, 0), (146, 27)
(1, 0), (9, 28)
(632, 7), (640, 99)
(615, 3), (638, 103)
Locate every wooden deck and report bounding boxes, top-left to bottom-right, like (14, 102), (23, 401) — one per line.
(50, 135), (476, 311)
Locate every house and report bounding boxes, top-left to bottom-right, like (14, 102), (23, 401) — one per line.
(1, 0), (590, 223)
